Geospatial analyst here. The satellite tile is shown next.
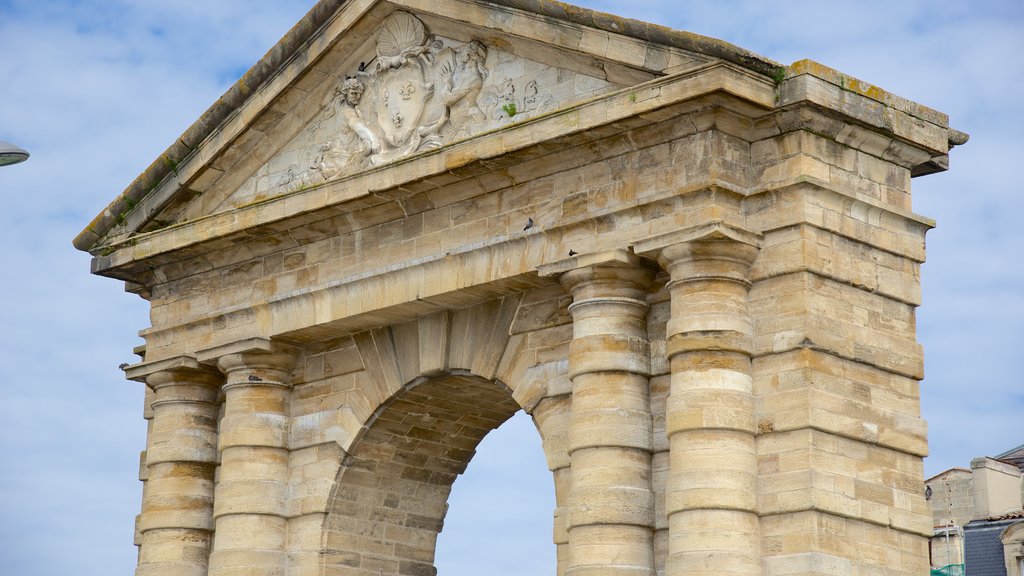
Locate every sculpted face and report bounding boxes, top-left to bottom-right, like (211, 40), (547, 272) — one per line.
(458, 40), (485, 65)
(341, 78), (364, 106)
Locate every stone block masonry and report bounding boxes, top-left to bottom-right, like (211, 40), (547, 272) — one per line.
(88, 1), (965, 575)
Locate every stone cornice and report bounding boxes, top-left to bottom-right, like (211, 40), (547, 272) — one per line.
(632, 221), (763, 260)
(432, 0), (782, 76)
(195, 337), (278, 364)
(73, 0), (788, 255)
(130, 176), (932, 361)
(85, 63), (956, 288)
(88, 62), (775, 281)
(123, 354), (212, 383)
(537, 247), (648, 278)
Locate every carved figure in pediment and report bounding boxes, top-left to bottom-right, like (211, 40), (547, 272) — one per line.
(274, 11), (575, 193)
(338, 77), (383, 157)
(442, 40), (488, 124)
(490, 79), (517, 122)
(522, 79), (547, 114)
(309, 138), (351, 183)
(432, 39), (489, 143)
(482, 76), (553, 125)
(344, 12), (494, 167)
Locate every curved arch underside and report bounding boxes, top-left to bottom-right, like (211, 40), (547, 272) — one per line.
(322, 373), (524, 576)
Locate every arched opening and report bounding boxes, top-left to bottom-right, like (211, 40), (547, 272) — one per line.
(322, 372), (553, 576)
(433, 410), (556, 575)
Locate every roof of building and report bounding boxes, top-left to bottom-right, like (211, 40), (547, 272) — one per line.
(985, 511), (1024, 523)
(964, 522), (1010, 576)
(996, 444), (1024, 471)
(926, 467), (973, 483)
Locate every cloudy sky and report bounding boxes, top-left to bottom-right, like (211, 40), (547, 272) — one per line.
(0, 1), (1020, 574)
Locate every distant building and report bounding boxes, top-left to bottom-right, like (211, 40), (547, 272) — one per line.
(927, 445), (1024, 576)
(999, 444), (1024, 504)
(927, 467), (973, 571)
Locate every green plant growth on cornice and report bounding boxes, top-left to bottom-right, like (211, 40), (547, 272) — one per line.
(97, 237), (136, 257)
(502, 102), (517, 117)
(162, 154), (180, 176)
(772, 66), (787, 86)
(115, 196), (138, 225)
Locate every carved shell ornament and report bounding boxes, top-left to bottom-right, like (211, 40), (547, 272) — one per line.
(376, 11), (427, 58)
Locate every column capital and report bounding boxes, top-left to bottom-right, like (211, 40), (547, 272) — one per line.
(539, 248), (658, 303)
(124, 355), (222, 388)
(197, 338), (299, 389)
(643, 224), (762, 359)
(635, 222), (762, 273)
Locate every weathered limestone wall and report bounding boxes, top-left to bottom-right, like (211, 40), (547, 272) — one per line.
(91, 4), (961, 576)
(930, 471), (974, 528)
(746, 112), (934, 574)
(129, 98), (937, 575)
(926, 469), (971, 568)
(138, 111), (759, 360)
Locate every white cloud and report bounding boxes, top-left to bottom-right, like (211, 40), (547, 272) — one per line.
(0, 2), (317, 573)
(1, 1), (1020, 574)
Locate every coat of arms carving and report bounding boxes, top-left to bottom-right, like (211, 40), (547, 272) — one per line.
(279, 11), (506, 191)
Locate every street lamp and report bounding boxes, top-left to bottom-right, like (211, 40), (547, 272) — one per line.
(0, 141), (29, 166)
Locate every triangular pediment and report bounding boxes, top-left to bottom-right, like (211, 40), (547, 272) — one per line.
(76, 0), (778, 256)
(193, 12), (645, 220)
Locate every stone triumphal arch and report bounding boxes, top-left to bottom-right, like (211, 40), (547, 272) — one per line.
(75, 1), (966, 575)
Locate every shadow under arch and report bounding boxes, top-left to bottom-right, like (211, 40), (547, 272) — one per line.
(321, 370), (533, 576)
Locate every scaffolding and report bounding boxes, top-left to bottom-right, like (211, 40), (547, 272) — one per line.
(930, 564), (965, 576)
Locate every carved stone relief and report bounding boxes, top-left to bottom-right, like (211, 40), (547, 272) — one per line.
(235, 11), (614, 204)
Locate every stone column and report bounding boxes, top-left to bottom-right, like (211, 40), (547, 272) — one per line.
(134, 364), (222, 576)
(557, 251), (656, 576)
(204, 347), (297, 576)
(656, 227), (761, 576)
